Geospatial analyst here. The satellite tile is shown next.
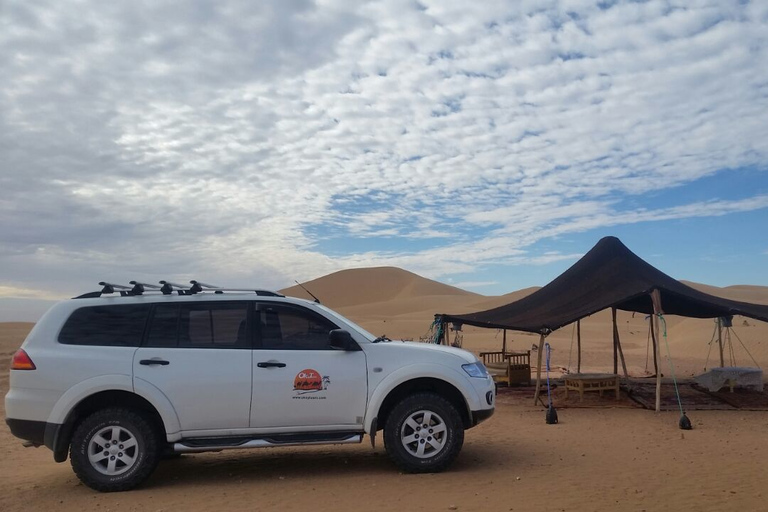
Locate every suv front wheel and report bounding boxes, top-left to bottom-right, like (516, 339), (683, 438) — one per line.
(383, 393), (464, 473)
(70, 408), (161, 492)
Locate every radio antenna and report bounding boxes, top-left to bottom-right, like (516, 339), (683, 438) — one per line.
(294, 280), (321, 304)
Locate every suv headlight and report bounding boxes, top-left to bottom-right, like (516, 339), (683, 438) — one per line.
(462, 362), (489, 378)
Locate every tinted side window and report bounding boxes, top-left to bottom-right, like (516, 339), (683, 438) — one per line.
(179, 303), (249, 349)
(146, 304), (179, 347)
(256, 304), (338, 350)
(59, 305), (150, 347)
(146, 303), (250, 349)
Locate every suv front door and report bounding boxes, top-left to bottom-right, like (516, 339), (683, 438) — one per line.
(133, 302), (252, 432)
(249, 302), (368, 430)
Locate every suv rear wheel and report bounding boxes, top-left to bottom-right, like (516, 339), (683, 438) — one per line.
(383, 393), (464, 473)
(70, 408), (160, 492)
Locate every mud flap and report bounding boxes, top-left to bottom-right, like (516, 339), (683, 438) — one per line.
(370, 417), (377, 449)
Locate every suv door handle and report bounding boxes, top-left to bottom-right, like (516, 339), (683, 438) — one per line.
(139, 359), (170, 366)
(257, 361), (286, 368)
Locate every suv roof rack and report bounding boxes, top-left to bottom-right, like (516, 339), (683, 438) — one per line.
(73, 280), (285, 299)
(188, 280), (284, 297)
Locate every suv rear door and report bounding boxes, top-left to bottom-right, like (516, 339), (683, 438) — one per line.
(133, 302), (252, 432)
(249, 302), (368, 429)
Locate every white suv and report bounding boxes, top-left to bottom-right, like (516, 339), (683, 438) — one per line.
(5, 282), (495, 492)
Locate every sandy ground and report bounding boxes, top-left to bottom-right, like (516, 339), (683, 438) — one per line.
(3, 269), (768, 511)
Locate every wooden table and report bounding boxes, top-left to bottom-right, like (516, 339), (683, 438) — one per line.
(564, 373), (620, 401)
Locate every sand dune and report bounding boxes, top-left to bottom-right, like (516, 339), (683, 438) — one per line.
(458, 286), (541, 312)
(683, 281), (768, 304)
(281, 266), (480, 308)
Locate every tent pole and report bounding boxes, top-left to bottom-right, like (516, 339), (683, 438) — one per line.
(613, 308), (629, 382)
(650, 316), (658, 375)
(717, 318), (725, 368)
(444, 322), (450, 346)
(577, 320), (581, 374)
(612, 308), (618, 374)
(651, 290), (663, 413)
(532, 333), (547, 405)
(653, 313), (662, 412)
(503, 329), (507, 354)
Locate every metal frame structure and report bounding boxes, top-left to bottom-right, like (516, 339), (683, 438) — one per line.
(75, 281), (284, 298)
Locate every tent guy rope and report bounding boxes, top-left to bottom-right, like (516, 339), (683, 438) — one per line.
(659, 314), (692, 430)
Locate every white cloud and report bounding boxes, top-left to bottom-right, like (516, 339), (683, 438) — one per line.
(1, 0), (767, 297)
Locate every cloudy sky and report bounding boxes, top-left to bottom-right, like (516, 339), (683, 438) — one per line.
(2, 0), (768, 312)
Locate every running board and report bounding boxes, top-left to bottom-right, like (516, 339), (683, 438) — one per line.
(173, 432), (363, 453)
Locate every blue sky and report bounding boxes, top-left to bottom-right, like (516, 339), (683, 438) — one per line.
(1, 0), (767, 306)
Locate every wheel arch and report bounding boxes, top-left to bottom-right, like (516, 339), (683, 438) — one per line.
(371, 377), (472, 434)
(46, 390), (168, 463)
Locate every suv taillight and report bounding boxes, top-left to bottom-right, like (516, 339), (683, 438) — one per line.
(11, 349), (36, 370)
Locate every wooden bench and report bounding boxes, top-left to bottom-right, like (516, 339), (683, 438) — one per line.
(480, 351), (531, 387)
(564, 373), (620, 401)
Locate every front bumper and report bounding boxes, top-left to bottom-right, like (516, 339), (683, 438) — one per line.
(464, 372), (495, 428)
(470, 407), (494, 427)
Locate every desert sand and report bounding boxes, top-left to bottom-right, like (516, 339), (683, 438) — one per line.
(2, 267), (768, 511)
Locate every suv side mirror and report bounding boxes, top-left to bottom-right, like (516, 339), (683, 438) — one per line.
(329, 329), (361, 351)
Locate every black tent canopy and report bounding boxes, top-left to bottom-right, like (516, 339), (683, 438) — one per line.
(438, 236), (768, 411)
(440, 236), (768, 333)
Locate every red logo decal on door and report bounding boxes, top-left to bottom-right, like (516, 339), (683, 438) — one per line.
(293, 369), (330, 394)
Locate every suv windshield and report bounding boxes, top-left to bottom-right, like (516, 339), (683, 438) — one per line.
(315, 304), (377, 342)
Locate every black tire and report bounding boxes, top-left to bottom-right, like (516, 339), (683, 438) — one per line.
(383, 392), (464, 473)
(70, 408), (161, 492)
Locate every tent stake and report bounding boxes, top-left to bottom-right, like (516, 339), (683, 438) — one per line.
(533, 333), (547, 405)
(613, 308), (629, 383)
(577, 320), (581, 374)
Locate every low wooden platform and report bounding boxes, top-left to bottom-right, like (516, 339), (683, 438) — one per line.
(564, 373), (620, 401)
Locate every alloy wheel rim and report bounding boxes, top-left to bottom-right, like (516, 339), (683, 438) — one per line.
(87, 426), (139, 476)
(400, 409), (447, 459)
